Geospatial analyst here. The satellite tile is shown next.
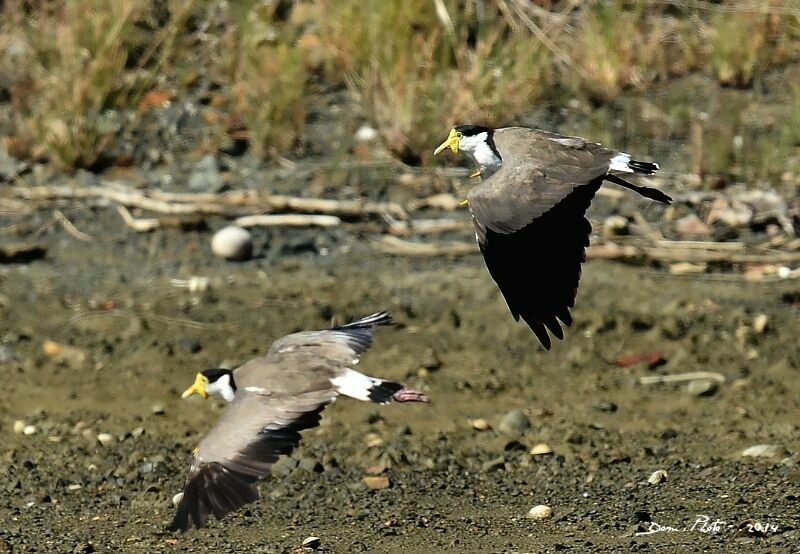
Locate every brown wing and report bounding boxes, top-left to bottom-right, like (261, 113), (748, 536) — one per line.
(169, 389), (335, 532)
(468, 127), (612, 235)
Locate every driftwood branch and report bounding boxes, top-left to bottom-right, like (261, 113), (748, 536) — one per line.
(235, 214), (341, 228)
(374, 236), (476, 257)
(14, 183), (407, 220)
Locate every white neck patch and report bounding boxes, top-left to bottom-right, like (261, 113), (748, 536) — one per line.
(206, 373), (236, 402)
(459, 132), (502, 175)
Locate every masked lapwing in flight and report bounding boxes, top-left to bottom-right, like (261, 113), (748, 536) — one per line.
(434, 125), (672, 349)
(170, 311), (428, 532)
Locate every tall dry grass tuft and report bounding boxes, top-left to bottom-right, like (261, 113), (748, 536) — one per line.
(0, 0), (192, 169)
(216, 2), (308, 159)
(318, 0), (555, 165)
(705, 3), (797, 87)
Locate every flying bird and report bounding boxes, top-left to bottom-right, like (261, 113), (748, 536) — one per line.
(170, 311), (428, 532)
(434, 125), (672, 349)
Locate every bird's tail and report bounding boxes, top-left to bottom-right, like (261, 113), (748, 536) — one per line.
(334, 311), (393, 330)
(627, 159), (660, 175)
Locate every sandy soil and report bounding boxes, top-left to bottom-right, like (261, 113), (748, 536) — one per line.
(1, 200), (799, 553)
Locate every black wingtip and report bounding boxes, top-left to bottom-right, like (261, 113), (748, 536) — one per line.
(169, 464), (259, 533)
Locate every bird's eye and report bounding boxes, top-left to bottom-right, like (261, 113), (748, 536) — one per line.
(456, 132), (463, 139)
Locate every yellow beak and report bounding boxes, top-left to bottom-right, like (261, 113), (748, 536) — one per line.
(434, 129), (460, 155)
(181, 373), (208, 399)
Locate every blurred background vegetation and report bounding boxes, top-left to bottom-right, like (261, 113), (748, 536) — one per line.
(1, 0), (800, 191)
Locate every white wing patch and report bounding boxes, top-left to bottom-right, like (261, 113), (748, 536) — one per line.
(330, 368), (382, 402)
(609, 152), (632, 173)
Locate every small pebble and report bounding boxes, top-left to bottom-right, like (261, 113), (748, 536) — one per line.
(363, 476), (390, 490)
(211, 225), (253, 261)
(498, 409), (530, 435)
(603, 215), (629, 238)
(365, 433), (384, 448)
(67, 484), (82, 491)
(13, 420), (26, 434)
(172, 492), (184, 507)
(151, 404), (165, 416)
(753, 313), (768, 334)
(354, 125), (378, 143)
(530, 443), (553, 456)
(741, 444), (787, 458)
(301, 536), (321, 550)
(0, 345), (17, 363)
(471, 418), (490, 431)
(23, 424), (37, 435)
(647, 469), (668, 485)
(687, 379), (718, 397)
(526, 504), (553, 520)
(96, 433), (114, 446)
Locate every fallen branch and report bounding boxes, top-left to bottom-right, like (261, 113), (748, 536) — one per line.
(639, 371), (726, 386)
(53, 210), (92, 241)
(388, 218), (471, 236)
(374, 235), (476, 257)
(15, 182), (408, 220)
(117, 205), (162, 232)
(588, 242), (800, 264)
(235, 214), (341, 228)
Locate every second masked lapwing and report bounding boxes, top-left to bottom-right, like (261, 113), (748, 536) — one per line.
(434, 125), (672, 349)
(170, 311), (428, 532)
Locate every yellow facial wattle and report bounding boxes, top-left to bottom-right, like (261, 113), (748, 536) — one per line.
(181, 373), (209, 399)
(434, 128), (462, 155)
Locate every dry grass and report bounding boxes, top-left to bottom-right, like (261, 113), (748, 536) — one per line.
(318, 0), (555, 164)
(1, 1), (192, 169)
(1, 0), (800, 175)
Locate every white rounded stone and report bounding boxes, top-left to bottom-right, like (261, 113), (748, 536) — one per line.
(211, 225), (253, 261)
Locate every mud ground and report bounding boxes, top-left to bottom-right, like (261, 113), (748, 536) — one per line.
(1, 198), (799, 553)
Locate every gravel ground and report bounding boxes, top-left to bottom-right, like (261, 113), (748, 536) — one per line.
(0, 187), (799, 553)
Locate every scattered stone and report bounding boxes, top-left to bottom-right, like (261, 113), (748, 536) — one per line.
(67, 484), (82, 491)
(354, 125), (379, 143)
(471, 418), (490, 431)
(151, 404), (165, 416)
(363, 476), (390, 490)
(498, 409), (530, 435)
(131, 427), (145, 438)
(72, 421), (90, 434)
(0, 345), (17, 363)
(420, 347), (442, 370)
(741, 444), (787, 458)
(298, 458), (324, 473)
(13, 420), (26, 434)
(302, 536), (322, 550)
(675, 214), (711, 239)
(592, 400), (618, 413)
(526, 504), (553, 520)
(365, 433), (384, 448)
(42, 340), (88, 367)
(96, 433), (115, 446)
(23, 424), (37, 435)
(172, 492), (184, 507)
(753, 313), (768, 334)
(211, 225), (253, 261)
(647, 469), (668, 485)
(687, 379), (718, 397)
(603, 215), (629, 238)
(530, 443), (554, 456)
(188, 154), (224, 192)
(178, 337), (202, 354)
